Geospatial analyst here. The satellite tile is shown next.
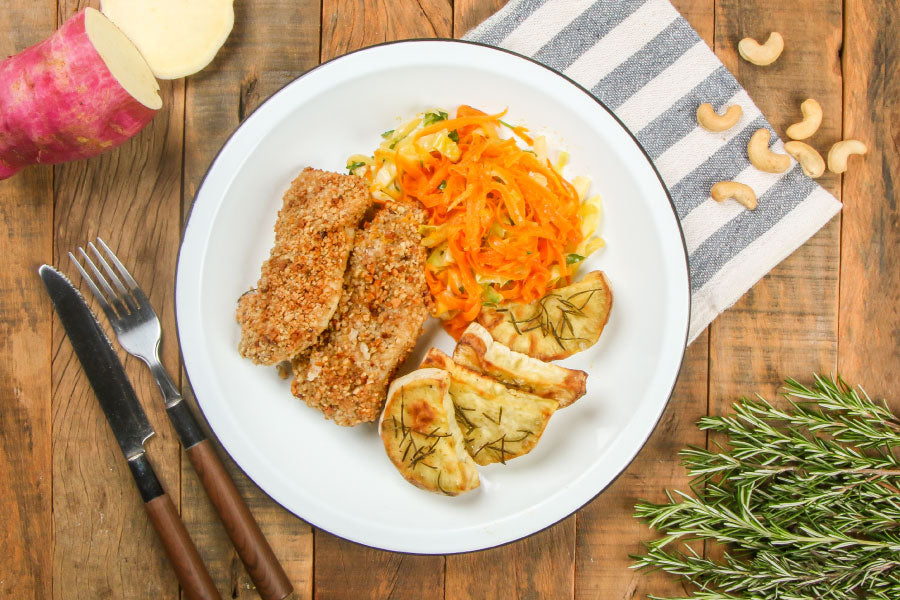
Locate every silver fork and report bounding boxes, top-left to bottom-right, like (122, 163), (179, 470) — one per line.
(70, 239), (181, 408)
(70, 238), (293, 600)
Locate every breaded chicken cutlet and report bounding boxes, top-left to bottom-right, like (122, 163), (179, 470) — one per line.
(236, 168), (371, 365)
(292, 203), (431, 426)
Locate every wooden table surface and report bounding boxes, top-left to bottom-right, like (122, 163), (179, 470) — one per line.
(1, 1), (897, 598)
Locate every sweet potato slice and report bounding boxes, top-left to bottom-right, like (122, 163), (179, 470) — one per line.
(101, 0), (234, 79)
(379, 368), (480, 496)
(477, 271), (613, 361)
(453, 322), (587, 408)
(422, 349), (558, 466)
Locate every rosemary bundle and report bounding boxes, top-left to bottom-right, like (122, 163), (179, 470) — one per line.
(632, 375), (900, 600)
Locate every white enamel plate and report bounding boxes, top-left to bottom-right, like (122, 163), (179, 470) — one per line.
(177, 40), (690, 554)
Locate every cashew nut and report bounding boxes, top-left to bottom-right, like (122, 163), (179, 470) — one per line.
(827, 140), (867, 174)
(738, 32), (784, 66)
(747, 128), (791, 173)
(785, 99), (823, 140)
(696, 103), (743, 132)
(784, 141), (826, 178)
(711, 181), (757, 210)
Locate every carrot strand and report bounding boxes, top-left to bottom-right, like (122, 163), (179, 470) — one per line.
(363, 106), (586, 337)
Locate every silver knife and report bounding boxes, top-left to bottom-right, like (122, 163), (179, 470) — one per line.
(39, 265), (221, 600)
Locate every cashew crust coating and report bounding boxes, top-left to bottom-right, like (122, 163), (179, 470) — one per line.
(711, 181), (757, 210)
(696, 103), (743, 132)
(785, 99), (823, 140)
(747, 129), (791, 173)
(827, 140), (867, 174)
(784, 141), (826, 178)
(738, 32), (784, 66)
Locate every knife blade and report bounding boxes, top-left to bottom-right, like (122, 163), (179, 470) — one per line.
(40, 264), (153, 458)
(39, 265), (221, 600)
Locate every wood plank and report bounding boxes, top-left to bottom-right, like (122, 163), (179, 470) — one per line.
(453, 0), (506, 38)
(444, 2), (579, 599)
(320, 0), (451, 62)
(567, 2), (712, 597)
(839, 0), (899, 401)
(709, 0), (842, 403)
(180, 1), (321, 598)
(312, 2), (452, 598)
(51, 2), (185, 598)
(0, 3), (55, 598)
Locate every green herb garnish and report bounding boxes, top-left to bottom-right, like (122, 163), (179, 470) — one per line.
(438, 180), (447, 191)
(381, 129), (394, 138)
(423, 110), (449, 126)
(633, 375), (900, 600)
(505, 288), (600, 351)
(566, 254), (585, 265)
(448, 129), (459, 143)
(346, 161), (366, 173)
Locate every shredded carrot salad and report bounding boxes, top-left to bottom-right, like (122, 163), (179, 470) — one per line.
(347, 105), (605, 338)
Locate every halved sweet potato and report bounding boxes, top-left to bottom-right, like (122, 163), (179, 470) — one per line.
(379, 368), (479, 495)
(422, 349), (558, 466)
(453, 322), (587, 408)
(477, 271), (613, 361)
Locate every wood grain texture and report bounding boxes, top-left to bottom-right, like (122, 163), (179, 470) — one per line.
(321, 0), (452, 62)
(0, 4), (55, 598)
(709, 0), (842, 405)
(839, 0), (899, 400)
(51, 2), (185, 598)
(453, 0), (506, 38)
(445, 520), (575, 600)
(181, 1), (320, 598)
(444, 2), (578, 599)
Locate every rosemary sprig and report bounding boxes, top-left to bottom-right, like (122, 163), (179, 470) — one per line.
(504, 288), (600, 350)
(632, 375), (900, 600)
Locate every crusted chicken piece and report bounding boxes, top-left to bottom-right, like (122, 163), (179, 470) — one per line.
(379, 368), (480, 495)
(236, 168), (371, 365)
(292, 203), (430, 426)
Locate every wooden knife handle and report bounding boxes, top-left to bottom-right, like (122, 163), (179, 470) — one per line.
(129, 453), (219, 600)
(145, 493), (221, 600)
(187, 439), (293, 600)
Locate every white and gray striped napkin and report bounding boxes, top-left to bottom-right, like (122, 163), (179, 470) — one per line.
(465, 0), (841, 342)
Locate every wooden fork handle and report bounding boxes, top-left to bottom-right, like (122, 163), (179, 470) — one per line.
(187, 439), (293, 600)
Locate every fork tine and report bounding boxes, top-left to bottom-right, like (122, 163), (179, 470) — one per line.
(96, 237), (139, 289)
(79, 246), (133, 318)
(88, 241), (140, 314)
(96, 237), (151, 308)
(69, 250), (119, 321)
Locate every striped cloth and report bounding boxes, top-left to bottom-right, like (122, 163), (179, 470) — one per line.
(465, 0), (841, 342)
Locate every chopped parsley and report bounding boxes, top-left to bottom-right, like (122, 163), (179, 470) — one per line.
(448, 129), (459, 143)
(423, 110), (449, 126)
